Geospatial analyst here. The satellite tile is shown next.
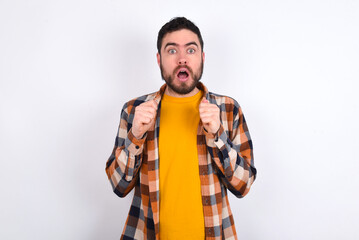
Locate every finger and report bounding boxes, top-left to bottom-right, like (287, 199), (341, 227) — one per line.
(142, 115), (156, 127)
(138, 106), (157, 116)
(200, 112), (216, 118)
(199, 111), (215, 118)
(200, 117), (216, 125)
(200, 105), (219, 113)
(150, 100), (159, 109)
(199, 101), (217, 108)
(199, 106), (218, 115)
(200, 117), (212, 124)
(137, 111), (156, 122)
(199, 103), (211, 111)
(140, 117), (152, 124)
(142, 100), (158, 109)
(206, 108), (220, 114)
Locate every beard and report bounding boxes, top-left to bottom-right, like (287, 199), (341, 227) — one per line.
(160, 59), (204, 95)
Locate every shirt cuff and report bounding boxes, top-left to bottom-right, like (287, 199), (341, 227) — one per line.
(204, 124), (225, 148)
(125, 128), (146, 155)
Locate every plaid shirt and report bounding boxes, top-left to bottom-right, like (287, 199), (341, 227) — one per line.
(106, 82), (256, 240)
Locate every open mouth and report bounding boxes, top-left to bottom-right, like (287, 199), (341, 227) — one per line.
(176, 68), (189, 82)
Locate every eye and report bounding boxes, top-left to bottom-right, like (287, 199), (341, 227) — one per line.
(168, 49), (176, 54)
(187, 48), (195, 54)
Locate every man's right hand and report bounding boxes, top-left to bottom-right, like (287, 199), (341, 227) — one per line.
(131, 100), (158, 139)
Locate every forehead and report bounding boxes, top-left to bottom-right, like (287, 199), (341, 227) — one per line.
(162, 29), (200, 48)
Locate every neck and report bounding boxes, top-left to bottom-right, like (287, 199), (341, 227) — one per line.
(164, 86), (199, 98)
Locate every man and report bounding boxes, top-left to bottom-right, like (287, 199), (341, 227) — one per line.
(106, 17), (256, 240)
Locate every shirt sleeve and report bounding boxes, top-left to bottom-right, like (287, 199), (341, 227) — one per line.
(204, 101), (256, 198)
(105, 102), (146, 198)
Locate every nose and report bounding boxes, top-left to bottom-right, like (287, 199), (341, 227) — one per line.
(178, 58), (187, 65)
(178, 53), (187, 65)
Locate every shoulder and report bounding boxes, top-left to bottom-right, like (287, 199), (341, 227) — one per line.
(207, 91), (241, 115)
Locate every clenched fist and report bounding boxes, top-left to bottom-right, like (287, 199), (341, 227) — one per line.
(132, 100), (158, 139)
(199, 99), (221, 134)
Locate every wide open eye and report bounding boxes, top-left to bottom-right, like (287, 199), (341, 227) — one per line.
(187, 48), (195, 54)
(168, 49), (177, 54)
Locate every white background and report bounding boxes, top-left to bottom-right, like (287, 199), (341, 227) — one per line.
(1, 0), (358, 239)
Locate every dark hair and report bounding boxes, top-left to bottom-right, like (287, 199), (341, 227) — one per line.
(157, 17), (204, 54)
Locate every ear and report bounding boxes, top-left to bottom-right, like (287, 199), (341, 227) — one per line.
(202, 52), (205, 63)
(156, 52), (161, 67)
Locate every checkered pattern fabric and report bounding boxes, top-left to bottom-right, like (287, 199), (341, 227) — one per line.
(106, 82), (256, 240)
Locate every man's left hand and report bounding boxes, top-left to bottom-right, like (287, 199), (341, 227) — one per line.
(199, 99), (221, 134)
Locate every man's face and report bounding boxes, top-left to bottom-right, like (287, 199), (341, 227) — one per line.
(157, 29), (205, 95)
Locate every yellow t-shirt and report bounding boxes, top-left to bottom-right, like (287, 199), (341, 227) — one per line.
(159, 90), (205, 240)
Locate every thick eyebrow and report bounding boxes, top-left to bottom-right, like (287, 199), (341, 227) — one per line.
(164, 41), (199, 49)
(185, 41), (198, 48)
(164, 42), (178, 49)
